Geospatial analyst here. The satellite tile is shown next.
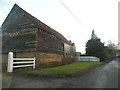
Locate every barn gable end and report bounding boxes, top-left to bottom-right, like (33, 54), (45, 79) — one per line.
(2, 4), (76, 67)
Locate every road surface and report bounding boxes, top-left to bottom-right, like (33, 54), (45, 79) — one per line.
(8, 59), (118, 88)
(0, 73), (2, 90)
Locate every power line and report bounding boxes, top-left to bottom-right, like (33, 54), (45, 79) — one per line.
(59, 0), (87, 30)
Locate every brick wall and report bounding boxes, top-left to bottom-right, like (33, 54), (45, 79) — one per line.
(15, 51), (63, 67)
(36, 52), (63, 67)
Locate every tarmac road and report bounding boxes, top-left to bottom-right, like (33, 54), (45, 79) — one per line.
(8, 59), (119, 88)
(0, 74), (2, 90)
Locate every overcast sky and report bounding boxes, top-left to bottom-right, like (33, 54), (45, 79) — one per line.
(0, 0), (119, 53)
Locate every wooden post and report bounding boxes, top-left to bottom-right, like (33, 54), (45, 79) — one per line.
(33, 58), (35, 69)
(7, 52), (13, 72)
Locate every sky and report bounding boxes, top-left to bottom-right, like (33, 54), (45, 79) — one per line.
(0, 0), (119, 54)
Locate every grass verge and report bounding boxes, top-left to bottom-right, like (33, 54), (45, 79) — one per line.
(24, 61), (103, 77)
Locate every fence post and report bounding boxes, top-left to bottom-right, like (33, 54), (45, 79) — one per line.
(7, 52), (13, 72)
(33, 58), (35, 69)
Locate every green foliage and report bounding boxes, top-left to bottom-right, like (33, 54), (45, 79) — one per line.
(86, 39), (106, 61)
(85, 31), (117, 62)
(104, 41), (117, 61)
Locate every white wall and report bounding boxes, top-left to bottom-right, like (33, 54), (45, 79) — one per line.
(77, 56), (100, 61)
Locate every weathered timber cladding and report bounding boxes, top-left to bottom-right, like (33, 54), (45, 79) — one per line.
(2, 32), (37, 53)
(2, 4), (37, 53)
(37, 30), (64, 54)
(2, 4), (37, 33)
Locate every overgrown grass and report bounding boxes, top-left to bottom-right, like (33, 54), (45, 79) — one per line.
(26, 61), (103, 77)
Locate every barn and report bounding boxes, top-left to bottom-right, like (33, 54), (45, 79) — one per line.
(2, 4), (76, 68)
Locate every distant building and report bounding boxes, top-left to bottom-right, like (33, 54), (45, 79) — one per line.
(2, 4), (76, 68)
(77, 56), (100, 62)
